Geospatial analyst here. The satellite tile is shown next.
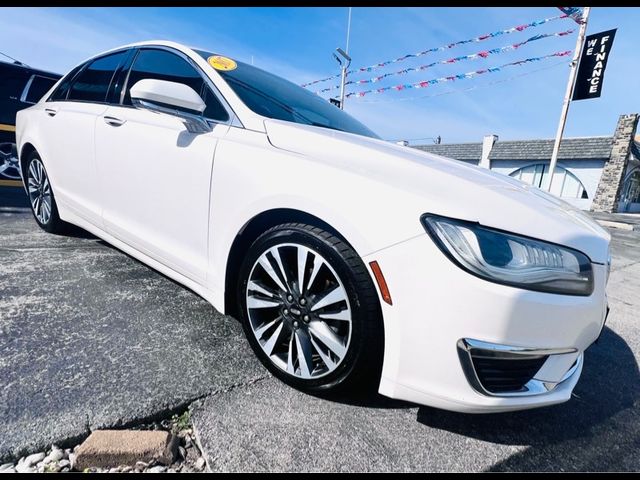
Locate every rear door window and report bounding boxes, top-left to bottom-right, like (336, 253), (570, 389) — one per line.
(67, 51), (128, 104)
(48, 63), (85, 102)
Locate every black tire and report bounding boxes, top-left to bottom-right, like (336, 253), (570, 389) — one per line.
(24, 150), (68, 234)
(237, 222), (384, 394)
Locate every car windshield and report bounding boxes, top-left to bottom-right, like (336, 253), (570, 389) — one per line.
(194, 50), (379, 139)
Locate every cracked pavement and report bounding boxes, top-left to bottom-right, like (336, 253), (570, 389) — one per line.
(1, 186), (638, 471)
(0, 188), (265, 462)
(191, 227), (640, 472)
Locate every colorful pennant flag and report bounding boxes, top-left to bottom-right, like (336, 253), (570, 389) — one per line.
(301, 13), (570, 88)
(343, 50), (573, 98)
(557, 7), (585, 24)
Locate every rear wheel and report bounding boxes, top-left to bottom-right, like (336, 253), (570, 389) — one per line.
(25, 151), (68, 234)
(237, 223), (384, 394)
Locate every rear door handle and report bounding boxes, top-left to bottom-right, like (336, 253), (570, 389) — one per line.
(44, 108), (57, 117)
(103, 116), (126, 127)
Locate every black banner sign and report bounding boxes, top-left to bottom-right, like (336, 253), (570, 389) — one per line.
(573, 29), (617, 101)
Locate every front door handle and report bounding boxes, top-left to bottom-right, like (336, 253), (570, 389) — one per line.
(103, 116), (126, 127)
(44, 108), (57, 117)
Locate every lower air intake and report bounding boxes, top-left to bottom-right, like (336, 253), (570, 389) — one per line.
(469, 352), (548, 394)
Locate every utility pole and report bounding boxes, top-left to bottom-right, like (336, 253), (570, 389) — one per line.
(333, 7), (352, 110)
(547, 7), (591, 192)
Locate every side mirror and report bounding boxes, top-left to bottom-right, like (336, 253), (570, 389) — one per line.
(130, 79), (212, 133)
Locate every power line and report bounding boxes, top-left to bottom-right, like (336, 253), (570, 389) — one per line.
(0, 51), (27, 66)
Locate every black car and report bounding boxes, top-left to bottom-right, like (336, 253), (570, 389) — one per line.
(1, 60), (60, 182)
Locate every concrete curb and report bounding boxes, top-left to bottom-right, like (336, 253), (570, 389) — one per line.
(595, 220), (636, 231)
(72, 430), (177, 471)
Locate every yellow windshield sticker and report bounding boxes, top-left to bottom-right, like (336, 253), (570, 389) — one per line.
(207, 55), (237, 71)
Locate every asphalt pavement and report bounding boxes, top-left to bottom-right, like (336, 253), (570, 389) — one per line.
(191, 209), (640, 472)
(0, 187), (265, 461)
(1, 185), (638, 471)
(193, 246), (640, 472)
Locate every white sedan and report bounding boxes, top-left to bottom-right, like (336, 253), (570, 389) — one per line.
(16, 41), (610, 413)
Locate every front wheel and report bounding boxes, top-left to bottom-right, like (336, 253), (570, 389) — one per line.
(237, 223), (384, 394)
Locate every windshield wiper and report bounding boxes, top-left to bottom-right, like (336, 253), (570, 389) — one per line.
(307, 122), (346, 133)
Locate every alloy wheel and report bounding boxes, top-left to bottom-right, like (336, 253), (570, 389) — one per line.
(27, 158), (52, 225)
(245, 243), (352, 379)
(0, 143), (21, 180)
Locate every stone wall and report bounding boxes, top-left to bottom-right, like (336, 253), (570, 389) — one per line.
(590, 113), (639, 213)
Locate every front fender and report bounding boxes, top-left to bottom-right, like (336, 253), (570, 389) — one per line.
(207, 128), (427, 312)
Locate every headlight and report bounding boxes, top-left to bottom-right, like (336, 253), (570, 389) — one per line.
(421, 214), (594, 296)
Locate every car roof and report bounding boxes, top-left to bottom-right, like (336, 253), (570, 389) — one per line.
(86, 40), (203, 62)
(0, 60), (61, 78)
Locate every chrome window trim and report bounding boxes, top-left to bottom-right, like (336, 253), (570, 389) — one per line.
(456, 338), (580, 398)
(19, 75), (34, 103)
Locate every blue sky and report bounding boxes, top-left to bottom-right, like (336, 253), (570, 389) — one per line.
(1, 6), (638, 143)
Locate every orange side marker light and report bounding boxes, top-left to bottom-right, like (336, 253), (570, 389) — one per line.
(369, 260), (393, 305)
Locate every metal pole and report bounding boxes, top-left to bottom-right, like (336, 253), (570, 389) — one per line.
(339, 7), (352, 110)
(339, 66), (347, 110)
(345, 6), (352, 53)
(547, 6), (591, 192)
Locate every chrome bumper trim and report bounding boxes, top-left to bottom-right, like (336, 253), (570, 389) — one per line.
(457, 338), (581, 397)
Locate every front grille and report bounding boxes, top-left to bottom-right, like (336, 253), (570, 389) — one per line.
(470, 352), (548, 394)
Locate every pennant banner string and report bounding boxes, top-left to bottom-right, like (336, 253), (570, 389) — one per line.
(344, 50), (572, 99)
(315, 29), (575, 93)
(357, 59), (569, 105)
(301, 13), (570, 88)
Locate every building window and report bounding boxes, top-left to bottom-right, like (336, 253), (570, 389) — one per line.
(621, 169), (640, 205)
(509, 164), (588, 199)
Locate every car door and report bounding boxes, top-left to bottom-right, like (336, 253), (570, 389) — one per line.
(40, 51), (129, 225)
(94, 47), (232, 283)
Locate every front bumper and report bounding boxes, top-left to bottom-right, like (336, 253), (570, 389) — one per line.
(364, 233), (608, 413)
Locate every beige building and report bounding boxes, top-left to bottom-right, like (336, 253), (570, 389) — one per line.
(414, 113), (640, 213)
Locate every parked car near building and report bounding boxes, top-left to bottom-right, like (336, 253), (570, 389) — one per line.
(0, 60), (60, 182)
(16, 41), (611, 413)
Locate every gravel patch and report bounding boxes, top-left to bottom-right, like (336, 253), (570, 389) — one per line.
(0, 410), (208, 473)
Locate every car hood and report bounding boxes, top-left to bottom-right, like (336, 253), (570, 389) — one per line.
(264, 119), (610, 263)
